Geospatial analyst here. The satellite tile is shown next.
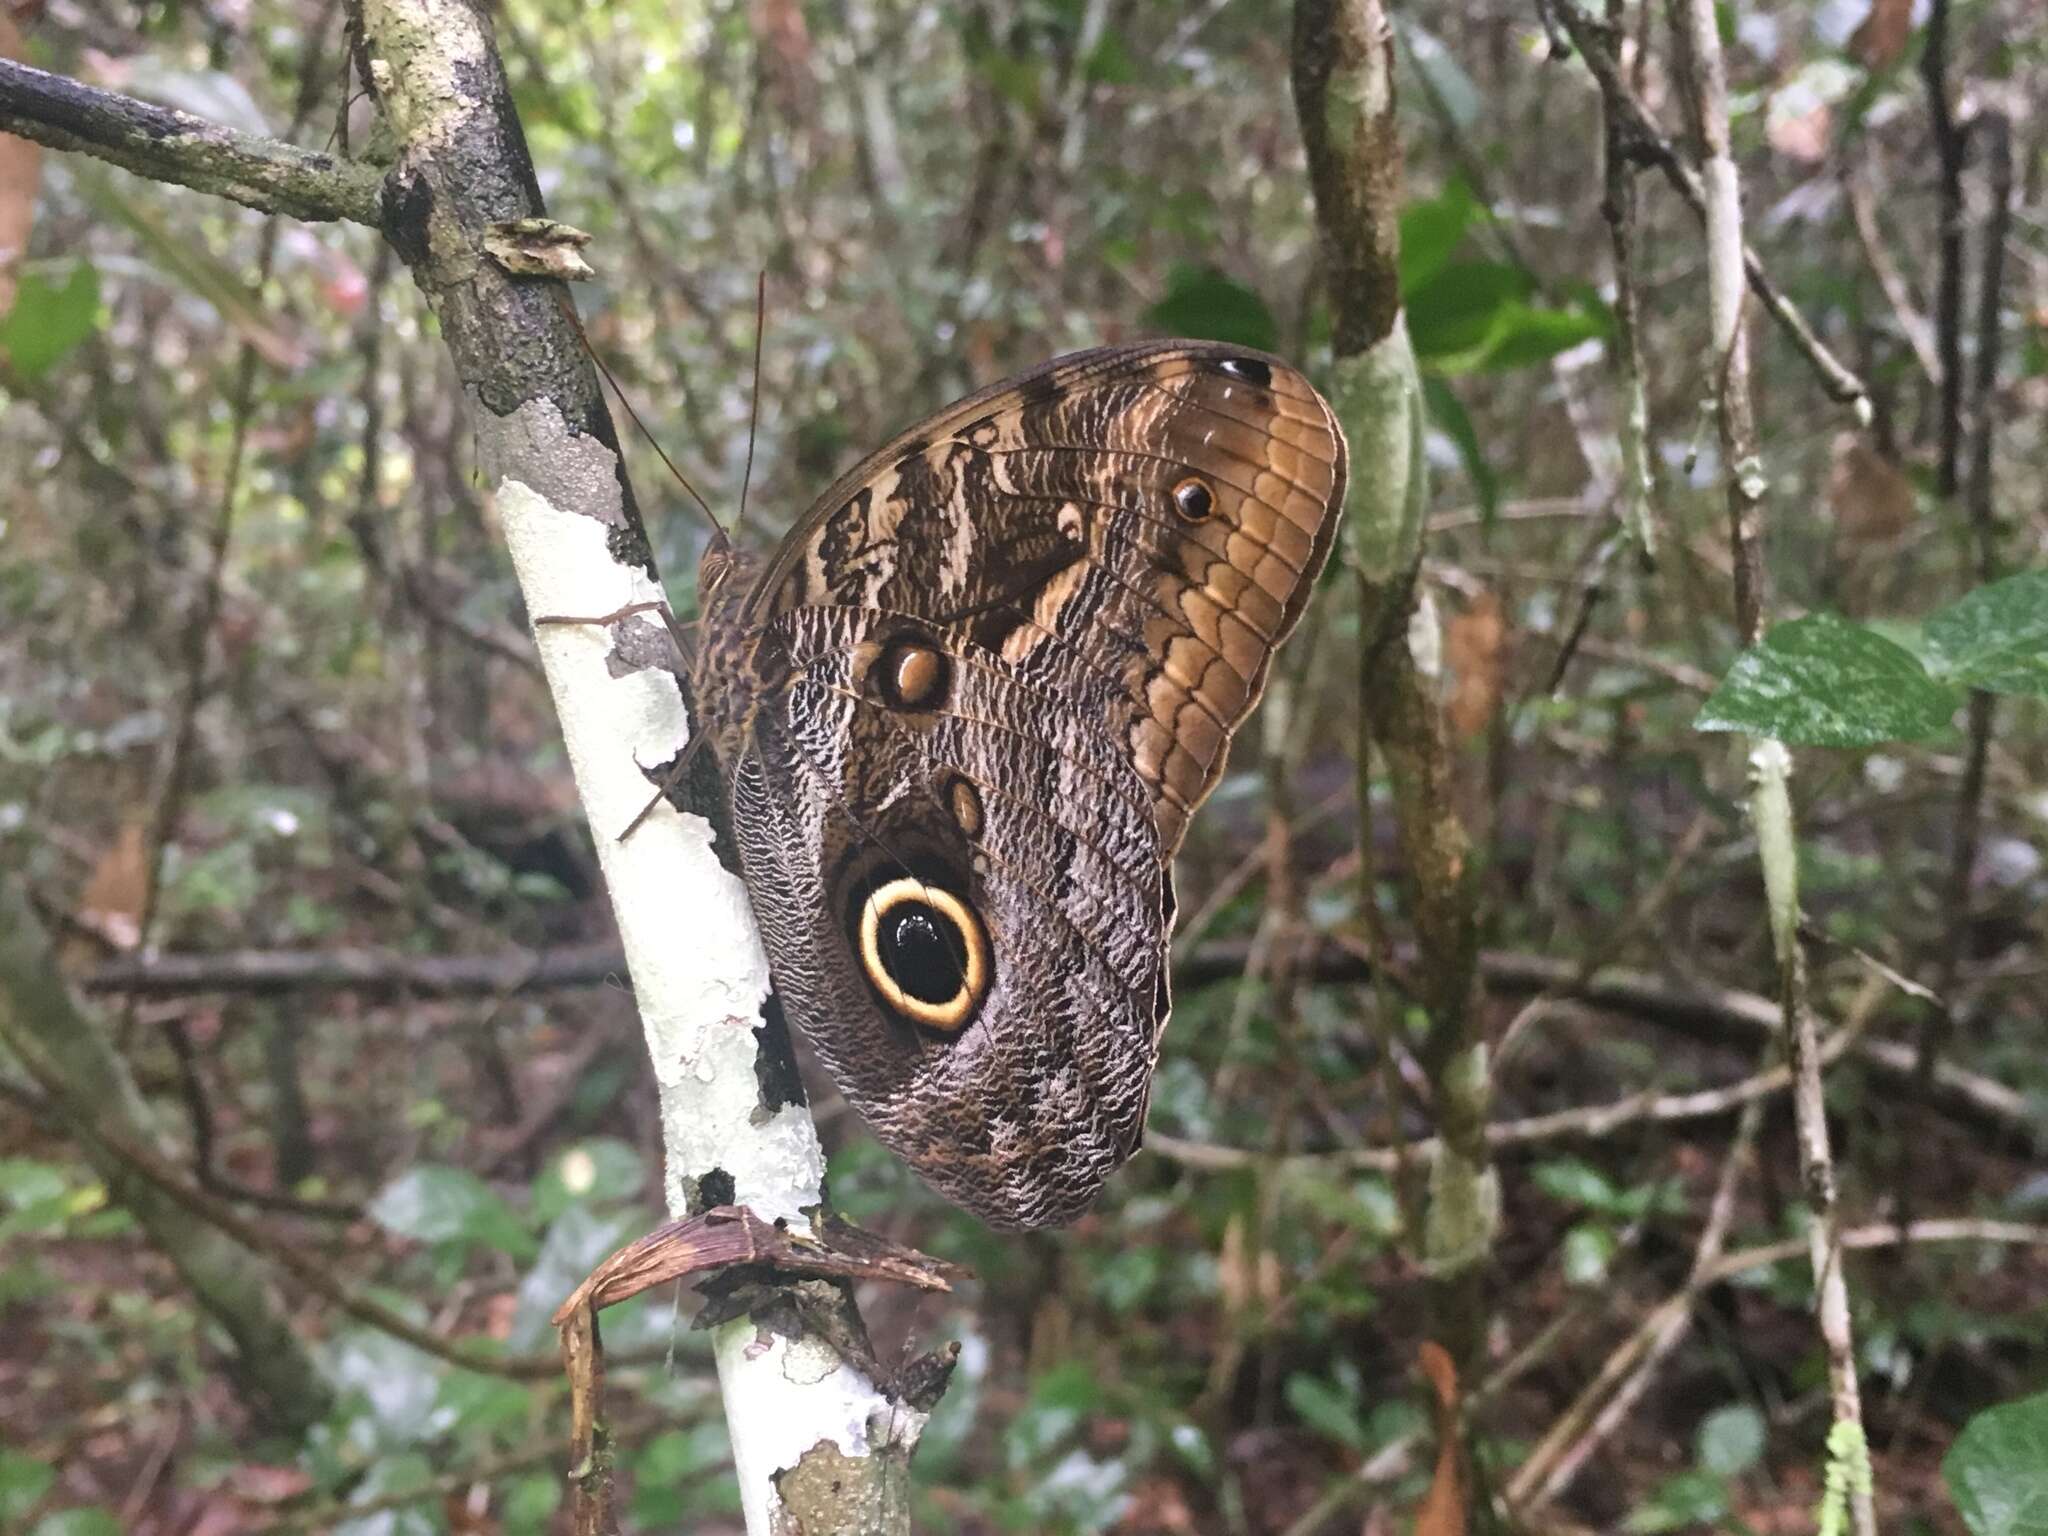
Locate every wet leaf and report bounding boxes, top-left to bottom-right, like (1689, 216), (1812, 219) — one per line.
(1696, 614), (1958, 747)
(1946, 1391), (2048, 1536)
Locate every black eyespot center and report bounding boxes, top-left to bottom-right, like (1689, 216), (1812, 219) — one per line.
(1217, 356), (1273, 386)
(881, 902), (966, 1006)
(851, 875), (992, 1033)
(1171, 476), (1216, 522)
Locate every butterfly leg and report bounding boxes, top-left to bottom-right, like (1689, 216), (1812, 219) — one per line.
(533, 601), (702, 670)
(616, 733), (709, 842)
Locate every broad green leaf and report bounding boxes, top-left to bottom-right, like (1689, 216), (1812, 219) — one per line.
(1697, 1403), (1766, 1476)
(1946, 1391), (2048, 1536)
(369, 1165), (532, 1257)
(1007, 1362), (1099, 1468)
(1532, 1157), (1620, 1211)
(1627, 1469), (1729, 1532)
(1285, 1373), (1368, 1452)
(0, 1159), (68, 1209)
(1405, 261), (1531, 360)
(1083, 31), (1136, 84)
(509, 1202), (640, 1351)
(0, 1452), (54, 1522)
(0, 265), (101, 379)
(1094, 1247), (1163, 1314)
(1466, 300), (1609, 372)
(324, 1330), (448, 1450)
(1145, 263), (1277, 351)
(1399, 180), (1475, 293)
(1695, 613), (1959, 747)
(1923, 572), (2048, 699)
(29, 1512), (122, 1536)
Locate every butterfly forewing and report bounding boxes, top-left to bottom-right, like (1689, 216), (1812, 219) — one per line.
(695, 341), (1347, 1228)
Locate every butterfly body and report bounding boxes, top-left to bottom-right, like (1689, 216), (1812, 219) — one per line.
(691, 341), (1347, 1229)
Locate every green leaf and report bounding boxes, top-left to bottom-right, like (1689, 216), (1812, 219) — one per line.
(0, 1159), (68, 1209)
(1532, 1157), (1620, 1211)
(1697, 1403), (1766, 1476)
(1695, 613), (1959, 747)
(0, 264), (102, 379)
(1083, 31), (1136, 84)
(1405, 261), (1531, 360)
(1946, 1391), (2048, 1536)
(1285, 1373), (1369, 1452)
(1145, 263), (1277, 350)
(1421, 371), (1497, 521)
(1923, 572), (2048, 699)
(1399, 180), (1475, 293)
(30, 1510), (124, 1536)
(369, 1165), (533, 1257)
(1561, 1222), (1614, 1286)
(0, 1451), (54, 1522)
(1093, 1247), (1163, 1314)
(509, 1203), (641, 1352)
(1468, 300), (1609, 372)
(1627, 1469), (1729, 1532)
(1006, 1363), (1099, 1468)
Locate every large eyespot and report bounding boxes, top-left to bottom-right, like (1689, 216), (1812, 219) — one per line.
(1170, 475), (1216, 522)
(1216, 356), (1272, 386)
(873, 633), (951, 711)
(857, 878), (990, 1033)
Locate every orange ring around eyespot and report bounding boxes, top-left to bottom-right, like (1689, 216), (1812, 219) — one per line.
(856, 878), (989, 1033)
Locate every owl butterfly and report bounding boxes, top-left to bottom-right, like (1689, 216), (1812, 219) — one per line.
(688, 341), (1347, 1229)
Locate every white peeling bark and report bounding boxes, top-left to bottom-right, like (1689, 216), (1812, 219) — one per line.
(487, 413), (926, 1531)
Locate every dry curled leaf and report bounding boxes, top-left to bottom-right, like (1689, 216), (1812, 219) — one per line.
(1826, 432), (1916, 548)
(1445, 590), (1506, 740)
(1414, 1341), (1466, 1536)
(1848, 0), (1914, 70)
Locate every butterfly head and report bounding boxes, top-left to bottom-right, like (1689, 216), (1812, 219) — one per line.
(697, 528), (740, 605)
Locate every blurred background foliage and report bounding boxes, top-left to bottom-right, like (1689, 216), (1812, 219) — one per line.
(0, 0), (2045, 1531)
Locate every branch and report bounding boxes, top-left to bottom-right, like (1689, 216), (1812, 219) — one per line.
(1546, 0), (1870, 416)
(0, 882), (332, 1428)
(84, 939), (2040, 1150)
(1148, 973), (1885, 1175)
(0, 58), (383, 225)
(346, 1), (942, 1526)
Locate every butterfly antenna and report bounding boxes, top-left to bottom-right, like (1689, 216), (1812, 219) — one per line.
(581, 323), (726, 537)
(736, 271), (767, 537)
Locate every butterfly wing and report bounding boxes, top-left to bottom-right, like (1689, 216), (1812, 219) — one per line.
(704, 341), (1347, 1228)
(746, 341), (1348, 854)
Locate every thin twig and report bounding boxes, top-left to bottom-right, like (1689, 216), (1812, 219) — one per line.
(1670, 0), (1874, 1526)
(1547, 0), (1871, 415)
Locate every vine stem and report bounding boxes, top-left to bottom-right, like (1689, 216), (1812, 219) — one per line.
(1670, 1), (1875, 1530)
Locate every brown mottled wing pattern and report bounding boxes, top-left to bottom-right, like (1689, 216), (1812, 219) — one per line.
(747, 342), (1347, 855)
(698, 341), (1346, 1228)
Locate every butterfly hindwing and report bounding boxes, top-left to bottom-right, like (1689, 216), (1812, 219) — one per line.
(695, 341), (1348, 1227)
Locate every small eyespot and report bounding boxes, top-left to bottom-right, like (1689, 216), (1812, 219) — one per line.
(948, 776), (985, 839)
(874, 633), (951, 710)
(856, 878), (990, 1033)
(1217, 356), (1272, 386)
(1171, 476), (1216, 522)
